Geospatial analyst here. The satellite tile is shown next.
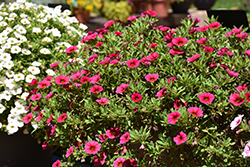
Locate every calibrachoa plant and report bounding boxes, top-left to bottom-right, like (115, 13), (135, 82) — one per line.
(0, 0), (87, 135)
(25, 10), (250, 166)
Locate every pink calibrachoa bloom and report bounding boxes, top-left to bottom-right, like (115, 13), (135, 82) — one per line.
(45, 91), (53, 99)
(195, 37), (208, 45)
(65, 146), (74, 158)
(98, 134), (108, 142)
(96, 97), (109, 106)
(208, 21), (221, 29)
(169, 48), (184, 56)
(173, 131), (187, 145)
(95, 42), (104, 47)
(187, 54), (200, 62)
(31, 93), (42, 101)
(23, 113), (32, 124)
(113, 157), (126, 167)
(245, 50), (250, 58)
(94, 152), (107, 166)
(50, 124), (57, 136)
(174, 99), (187, 109)
(106, 127), (121, 139)
(148, 52), (159, 61)
(91, 75), (101, 83)
(120, 132), (130, 144)
(38, 80), (50, 89)
(236, 84), (249, 91)
(52, 160), (61, 167)
(126, 58), (140, 68)
(45, 76), (54, 82)
(204, 46), (214, 53)
(104, 20), (115, 28)
(172, 37), (188, 46)
(155, 88), (167, 97)
(57, 113), (67, 123)
(145, 73), (159, 82)
(50, 61), (59, 68)
(226, 69), (239, 77)
(90, 85), (103, 93)
(98, 57), (111, 65)
(114, 31), (123, 36)
(88, 54), (98, 64)
(65, 46), (78, 53)
(242, 141), (250, 158)
(116, 83), (129, 94)
(198, 92), (215, 104)
(123, 158), (138, 167)
(71, 72), (82, 80)
(187, 107), (203, 117)
(127, 16), (137, 22)
(229, 93), (245, 106)
(167, 77), (176, 83)
(167, 111), (181, 125)
(84, 141), (101, 154)
(230, 114), (244, 130)
(80, 76), (91, 83)
(131, 92), (142, 102)
(245, 93), (250, 102)
(196, 25), (208, 32)
(55, 75), (70, 85)
(36, 112), (43, 122)
(26, 78), (38, 86)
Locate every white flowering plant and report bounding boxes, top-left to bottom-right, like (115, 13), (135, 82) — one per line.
(0, 0), (87, 135)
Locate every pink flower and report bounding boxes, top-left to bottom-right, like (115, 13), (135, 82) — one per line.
(23, 113), (33, 124)
(80, 76), (91, 83)
(45, 76), (54, 82)
(127, 16), (137, 22)
(115, 31), (122, 36)
(149, 43), (158, 48)
(91, 75), (101, 84)
(38, 80), (50, 89)
(245, 93), (250, 102)
(208, 21), (221, 29)
(95, 42), (104, 47)
(148, 52), (159, 61)
(131, 92), (142, 102)
(31, 94), (42, 101)
(173, 99), (187, 109)
(96, 97), (109, 106)
(204, 46), (214, 53)
(123, 158), (138, 167)
(173, 131), (187, 145)
(236, 84), (249, 91)
(113, 157), (126, 167)
(172, 37), (188, 46)
(198, 92), (215, 104)
(45, 91), (53, 99)
(98, 57), (111, 65)
(196, 37), (208, 45)
(65, 46), (78, 53)
(126, 59), (140, 68)
(144, 10), (157, 17)
(84, 141), (101, 154)
(106, 127), (121, 139)
(88, 54), (98, 63)
(229, 93), (244, 106)
(57, 113), (67, 123)
(232, 28), (243, 34)
(155, 88), (167, 97)
(145, 73), (159, 82)
(90, 85), (103, 93)
(167, 111), (181, 125)
(36, 112), (43, 121)
(196, 25), (208, 32)
(187, 107), (203, 117)
(66, 146), (74, 158)
(71, 72), (82, 80)
(230, 114), (244, 130)
(120, 132), (130, 144)
(26, 78), (38, 86)
(226, 69), (239, 77)
(187, 54), (200, 62)
(104, 20), (115, 28)
(50, 125), (57, 136)
(245, 50), (250, 58)
(52, 160), (61, 167)
(116, 84), (129, 94)
(55, 75), (70, 85)
(47, 114), (54, 124)
(50, 61), (59, 68)
(167, 77), (176, 83)
(98, 134), (108, 142)
(94, 152), (107, 166)
(169, 48), (184, 56)
(242, 141), (250, 158)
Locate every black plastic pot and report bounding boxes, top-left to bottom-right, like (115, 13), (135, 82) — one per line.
(0, 130), (52, 167)
(48, 3), (70, 12)
(194, 0), (216, 10)
(171, 0), (194, 13)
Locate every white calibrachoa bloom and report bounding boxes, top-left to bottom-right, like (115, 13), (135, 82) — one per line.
(14, 73), (25, 82)
(16, 25), (27, 34)
(0, 53), (12, 61)
(0, 104), (6, 114)
(28, 66), (40, 75)
(11, 45), (21, 54)
(6, 70), (15, 78)
(31, 61), (41, 66)
(40, 48), (51, 54)
(32, 27), (42, 33)
(20, 18), (30, 25)
(25, 74), (35, 83)
(46, 69), (55, 76)
(3, 60), (14, 70)
(21, 48), (31, 55)
(20, 92), (29, 100)
(42, 37), (52, 42)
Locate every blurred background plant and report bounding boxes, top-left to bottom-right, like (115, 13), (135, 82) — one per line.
(67, 0), (103, 15)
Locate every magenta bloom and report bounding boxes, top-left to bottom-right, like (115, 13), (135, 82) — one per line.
(127, 16), (137, 22)
(187, 107), (203, 117)
(104, 20), (115, 28)
(198, 92), (215, 104)
(155, 88), (167, 98)
(120, 132), (130, 144)
(106, 127), (121, 139)
(65, 46), (78, 53)
(88, 54), (98, 64)
(95, 42), (104, 47)
(52, 160), (61, 167)
(114, 31), (122, 36)
(204, 46), (214, 53)
(45, 91), (53, 99)
(85, 141), (101, 154)
(94, 152), (107, 166)
(196, 25), (208, 32)
(50, 61), (59, 68)
(173, 131), (187, 145)
(148, 52), (159, 61)
(116, 84), (129, 94)
(98, 57), (111, 65)
(245, 93), (250, 102)
(96, 97), (109, 106)
(80, 76), (91, 83)
(122, 158), (138, 167)
(31, 93), (42, 101)
(98, 134), (108, 142)
(36, 112), (43, 122)
(242, 141), (250, 158)
(91, 75), (101, 84)
(169, 48), (184, 56)
(208, 21), (221, 29)
(145, 73), (159, 82)
(131, 92), (142, 102)
(65, 146), (74, 158)
(236, 84), (249, 91)
(167, 111), (181, 125)
(230, 114), (244, 130)
(126, 59), (140, 68)
(229, 93), (244, 106)
(226, 69), (239, 77)
(113, 157), (126, 167)
(173, 99), (187, 109)
(187, 54), (200, 62)
(55, 75), (70, 85)
(172, 37), (188, 46)
(195, 37), (208, 45)
(90, 85), (103, 93)
(57, 113), (67, 123)
(71, 72), (82, 80)
(38, 80), (50, 89)
(167, 77), (176, 83)
(23, 113), (33, 124)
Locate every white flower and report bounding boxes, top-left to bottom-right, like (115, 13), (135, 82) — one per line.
(51, 28), (61, 37)
(20, 18), (30, 25)
(10, 85), (22, 95)
(9, 2), (20, 11)
(16, 25), (27, 34)
(0, 122), (2, 128)
(44, 28), (51, 34)
(40, 48), (51, 54)
(1, 90), (12, 101)
(19, 36), (27, 43)
(20, 13), (28, 18)
(32, 27), (42, 33)
(79, 23), (88, 31)
(16, 116), (24, 128)
(11, 45), (21, 54)
(2, 43), (12, 49)
(42, 37), (52, 42)
(76, 58), (85, 66)
(31, 61), (41, 66)
(62, 9), (71, 16)
(31, 121), (39, 129)
(28, 66), (40, 75)
(21, 92), (29, 100)
(6, 70), (15, 78)
(5, 79), (16, 90)
(0, 16), (2, 21)
(21, 48), (31, 55)
(230, 114), (244, 130)
(242, 141), (250, 158)
(14, 73), (25, 82)
(4, 27), (13, 34)
(3, 60), (14, 70)
(0, 103), (6, 114)
(7, 37), (18, 44)
(6, 122), (19, 135)
(0, 21), (7, 27)
(70, 16), (79, 24)
(0, 38), (6, 44)
(15, 99), (26, 107)
(25, 74), (35, 83)
(0, 53), (12, 61)
(0, 33), (8, 40)
(45, 69), (55, 76)
(9, 13), (17, 18)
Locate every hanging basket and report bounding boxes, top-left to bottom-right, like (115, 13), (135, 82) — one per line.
(73, 7), (90, 24)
